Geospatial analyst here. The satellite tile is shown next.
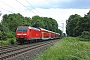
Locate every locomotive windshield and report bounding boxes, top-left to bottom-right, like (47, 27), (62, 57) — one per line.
(17, 27), (27, 32)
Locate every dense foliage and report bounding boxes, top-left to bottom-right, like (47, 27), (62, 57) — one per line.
(1, 13), (31, 32)
(80, 31), (90, 40)
(31, 16), (59, 32)
(66, 11), (90, 37)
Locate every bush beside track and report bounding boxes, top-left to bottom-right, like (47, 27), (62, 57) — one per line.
(33, 37), (90, 60)
(0, 37), (17, 46)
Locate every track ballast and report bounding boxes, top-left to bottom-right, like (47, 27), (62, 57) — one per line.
(0, 39), (59, 60)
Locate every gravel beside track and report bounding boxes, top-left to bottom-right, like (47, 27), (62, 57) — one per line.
(9, 43), (52, 60)
(0, 39), (59, 60)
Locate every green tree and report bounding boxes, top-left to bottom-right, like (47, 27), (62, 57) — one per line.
(57, 29), (62, 35)
(1, 13), (31, 32)
(31, 15), (60, 33)
(24, 17), (31, 26)
(42, 17), (58, 32)
(66, 11), (90, 37)
(66, 14), (81, 36)
(75, 11), (90, 36)
(31, 15), (45, 28)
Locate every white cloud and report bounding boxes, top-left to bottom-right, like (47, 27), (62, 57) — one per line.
(27, 0), (68, 5)
(26, 0), (73, 8)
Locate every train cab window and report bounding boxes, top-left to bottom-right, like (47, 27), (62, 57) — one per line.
(17, 27), (27, 32)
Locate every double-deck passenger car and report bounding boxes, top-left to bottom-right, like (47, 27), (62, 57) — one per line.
(16, 26), (60, 43)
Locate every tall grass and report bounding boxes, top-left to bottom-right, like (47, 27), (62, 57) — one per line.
(0, 37), (17, 46)
(33, 37), (90, 60)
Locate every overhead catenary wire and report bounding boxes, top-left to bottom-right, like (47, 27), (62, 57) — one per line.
(0, 0), (39, 15)
(25, 0), (42, 15)
(0, 7), (13, 13)
(0, 0), (20, 13)
(16, 0), (37, 14)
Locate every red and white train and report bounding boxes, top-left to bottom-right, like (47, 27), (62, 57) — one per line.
(16, 26), (60, 43)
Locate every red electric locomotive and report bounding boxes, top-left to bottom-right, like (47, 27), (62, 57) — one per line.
(16, 26), (60, 43)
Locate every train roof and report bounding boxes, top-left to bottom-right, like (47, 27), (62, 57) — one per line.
(39, 28), (49, 32)
(55, 33), (60, 35)
(28, 26), (40, 31)
(17, 26), (40, 31)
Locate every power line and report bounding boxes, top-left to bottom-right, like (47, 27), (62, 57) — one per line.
(26, 0), (42, 15)
(16, 0), (36, 14)
(0, 7), (13, 13)
(0, 0), (19, 12)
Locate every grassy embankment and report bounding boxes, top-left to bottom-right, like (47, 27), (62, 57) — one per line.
(0, 37), (17, 46)
(33, 37), (90, 60)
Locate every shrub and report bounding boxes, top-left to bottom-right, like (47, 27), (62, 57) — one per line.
(7, 38), (17, 45)
(0, 31), (3, 40)
(80, 31), (90, 40)
(10, 39), (14, 44)
(0, 32), (14, 41)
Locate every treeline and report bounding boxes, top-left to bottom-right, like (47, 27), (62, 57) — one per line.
(0, 13), (62, 41)
(66, 11), (90, 40)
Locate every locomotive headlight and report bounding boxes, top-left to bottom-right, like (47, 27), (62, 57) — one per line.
(17, 34), (22, 35)
(23, 34), (27, 38)
(23, 34), (27, 35)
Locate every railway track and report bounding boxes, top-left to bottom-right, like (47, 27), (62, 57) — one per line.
(0, 40), (58, 60)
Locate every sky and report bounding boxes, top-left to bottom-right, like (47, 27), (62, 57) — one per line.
(0, 0), (90, 33)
